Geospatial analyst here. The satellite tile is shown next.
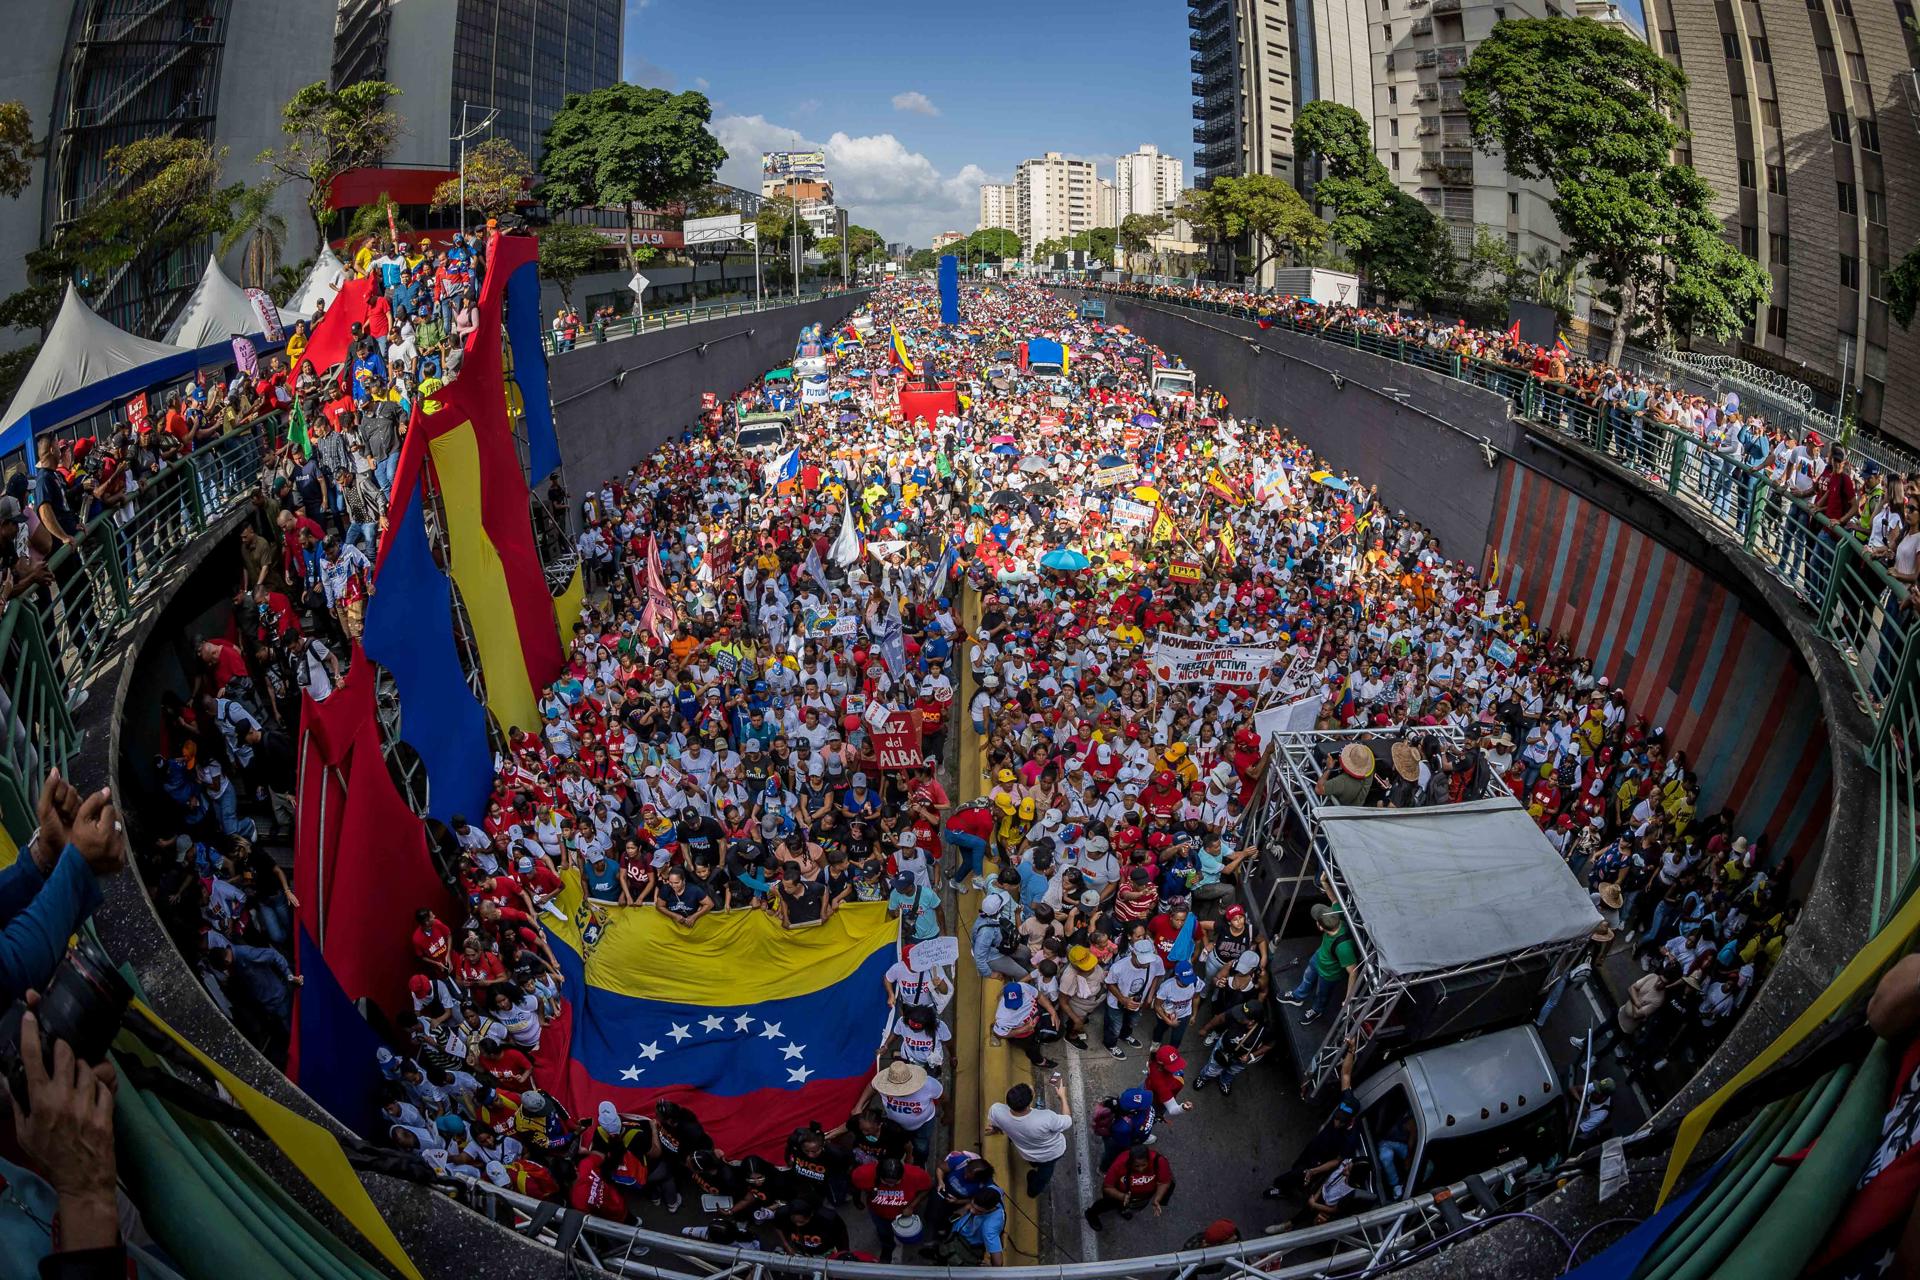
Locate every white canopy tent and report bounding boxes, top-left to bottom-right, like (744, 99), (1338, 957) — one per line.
(0, 284), (197, 449)
(1316, 797), (1603, 978)
(284, 243), (348, 319)
(164, 255), (281, 348)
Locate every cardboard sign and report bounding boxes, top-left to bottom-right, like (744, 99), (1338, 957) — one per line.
(701, 391), (717, 410)
(1111, 497), (1155, 528)
(874, 710), (924, 770)
(1167, 561), (1204, 583)
(1093, 462), (1139, 488)
(125, 392), (149, 434)
(909, 935), (961, 971)
(1488, 637), (1517, 667)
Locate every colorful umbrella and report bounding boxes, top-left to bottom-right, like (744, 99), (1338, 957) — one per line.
(1040, 547), (1091, 572)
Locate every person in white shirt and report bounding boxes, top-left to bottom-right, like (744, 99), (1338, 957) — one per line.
(986, 1079), (1074, 1197)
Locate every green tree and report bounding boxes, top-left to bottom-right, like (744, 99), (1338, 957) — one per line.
(1657, 167), (1771, 347)
(1463, 17), (1762, 360)
(539, 83), (727, 274)
(753, 194), (814, 283)
(0, 101), (33, 199)
(258, 80), (403, 243)
(220, 181), (288, 290)
(1890, 242), (1920, 330)
(845, 223), (885, 266)
(1117, 212), (1173, 272)
(536, 220), (612, 306)
(1369, 192), (1456, 305)
(342, 192), (412, 247)
(432, 137), (533, 221)
(956, 228), (1021, 264)
(907, 247), (938, 271)
(266, 257), (310, 308)
(1178, 174), (1325, 281)
(1033, 236), (1067, 262)
(1294, 102), (1395, 260)
(1451, 224), (1522, 314)
(1066, 225), (1118, 265)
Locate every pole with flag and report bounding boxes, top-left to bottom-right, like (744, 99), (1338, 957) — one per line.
(287, 401), (312, 458)
(639, 534), (677, 645)
(830, 498), (862, 568)
(761, 446), (800, 491)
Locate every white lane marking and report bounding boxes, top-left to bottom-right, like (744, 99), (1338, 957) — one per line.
(1066, 1048), (1100, 1262)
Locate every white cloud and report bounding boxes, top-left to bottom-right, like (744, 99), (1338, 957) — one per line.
(694, 76), (710, 91)
(890, 91), (940, 117)
(713, 114), (1000, 246)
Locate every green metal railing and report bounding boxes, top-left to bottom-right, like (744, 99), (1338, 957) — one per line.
(540, 287), (872, 356)
(0, 420), (271, 849)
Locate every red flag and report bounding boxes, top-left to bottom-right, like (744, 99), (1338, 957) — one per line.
(1505, 319), (1522, 343)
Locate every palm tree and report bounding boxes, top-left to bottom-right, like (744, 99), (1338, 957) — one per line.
(220, 181), (288, 290)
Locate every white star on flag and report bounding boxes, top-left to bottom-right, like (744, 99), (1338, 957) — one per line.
(620, 1066), (642, 1081)
(782, 1043), (806, 1060)
(787, 1065), (815, 1083)
(733, 1012), (756, 1033)
(700, 1014), (726, 1033)
(667, 1023), (692, 1043)
(637, 1041), (663, 1061)
(759, 1021), (784, 1040)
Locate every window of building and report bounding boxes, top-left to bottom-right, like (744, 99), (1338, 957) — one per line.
(1817, 44), (1838, 74)
(1840, 254), (1859, 288)
(1858, 118), (1880, 151)
(1750, 34), (1771, 62)
(1834, 0), (1853, 16)
(1391, 119), (1400, 137)
(1389, 86), (1398, 103)
(1741, 224), (1759, 255)
(1866, 188), (1886, 223)
(1391, 151), (1400, 171)
(1723, 31), (1741, 59)
(1508, 192), (1519, 214)
(1767, 163), (1787, 193)
(1661, 28), (1678, 50)
(1762, 99), (1782, 126)
(1869, 262), (1884, 300)
(1739, 157), (1757, 188)
(1830, 111), (1851, 141)
(1767, 306), (1788, 339)
(1383, 23), (1392, 38)
(1838, 181), (1858, 214)
(1493, 6), (1505, 19)
(1846, 51), (1869, 80)
(1770, 233), (1790, 264)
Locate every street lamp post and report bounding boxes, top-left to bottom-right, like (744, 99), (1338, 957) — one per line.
(452, 100), (499, 234)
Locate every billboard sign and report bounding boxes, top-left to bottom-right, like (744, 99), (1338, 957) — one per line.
(763, 149), (827, 179)
(683, 214), (744, 246)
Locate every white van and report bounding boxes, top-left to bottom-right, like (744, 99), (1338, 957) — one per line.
(733, 412), (790, 455)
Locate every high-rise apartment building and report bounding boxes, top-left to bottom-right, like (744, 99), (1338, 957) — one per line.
(978, 182), (1015, 233)
(1189, 0), (1297, 186)
(1096, 178), (1117, 230)
(1643, 0), (1919, 442)
(1014, 152), (1099, 249)
(1115, 145), (1184, 221)
(1364, 0), (1567, 258)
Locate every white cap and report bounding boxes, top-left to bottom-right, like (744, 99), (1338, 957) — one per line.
(597, 1101), (621, 1131)
(485, 1160), (510, 1186)
(981, 892), (1008, 915)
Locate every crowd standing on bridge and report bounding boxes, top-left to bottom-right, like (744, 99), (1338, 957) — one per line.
(124, 276), (1803, 1263)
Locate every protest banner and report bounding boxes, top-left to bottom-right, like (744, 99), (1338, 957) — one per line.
(1147, 636), (1283, 686)
(874, 710), (924, 770)
(908, 935), (961, 972)
(125, 392), (149, 434)
(1092, 462), (1139, 488)
(1110, 497), (1155, 528)
(1488, 637), (1517, 667)
(1167, 560), (1204, 583)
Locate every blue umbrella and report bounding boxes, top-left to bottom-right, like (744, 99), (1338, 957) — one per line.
(1132, 413), (1158, 427)
(1041, 547), (1091, 572)
(1097, 454), (1127, 468)
(1316, 474), (1351, 491)
(992, 443), (1020, 457)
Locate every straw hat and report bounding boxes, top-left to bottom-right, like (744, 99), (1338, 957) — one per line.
(1390, 741), (1422, 783)
(871, 1059), (930, 1097)
(1590, 922), (1617, 944)
(1339, 743), (1375, 778)
(1597, 883), (1625, 910)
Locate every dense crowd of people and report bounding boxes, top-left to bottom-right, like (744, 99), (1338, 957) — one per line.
(126, 267), (1808, 1265)
(1097, 278), (1920, 626)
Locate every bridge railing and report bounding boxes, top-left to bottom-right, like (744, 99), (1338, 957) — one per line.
(0, 420), (272, 851)
(539, 287), (872, 356)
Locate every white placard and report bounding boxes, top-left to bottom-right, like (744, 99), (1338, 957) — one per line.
(1254, 693), (1326, 746)
(908, 935), (961, 971)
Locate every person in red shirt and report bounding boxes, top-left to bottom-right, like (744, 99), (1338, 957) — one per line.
(197, 635), (251, 697)
(452, 934), (507, 993)
(411, 908), (453, 975)
(488, 1156), (558, 1199)
(850, 1157), (932, 1263)
(569, 1150), (629, 1221)
(943, 800), (995, 888)
(1086, 1143), (1175, 1230)
(474, 1037), (534, 1090)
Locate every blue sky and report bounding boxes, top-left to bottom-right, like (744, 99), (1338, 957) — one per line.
(622, 0), (1195, 245)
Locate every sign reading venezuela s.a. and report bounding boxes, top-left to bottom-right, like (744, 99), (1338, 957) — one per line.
(534, 871), (898, 1158)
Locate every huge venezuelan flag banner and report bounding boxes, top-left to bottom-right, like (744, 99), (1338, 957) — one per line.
(534, 872), (897, 1159)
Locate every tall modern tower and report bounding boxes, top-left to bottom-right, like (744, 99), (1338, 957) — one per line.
(1189, 0), (1297, 187)
(1642, 0), (1919, 443)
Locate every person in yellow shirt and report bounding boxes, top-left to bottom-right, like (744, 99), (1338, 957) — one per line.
(1112, 618), (1144, 648)
(1159, 741), (1199, 787)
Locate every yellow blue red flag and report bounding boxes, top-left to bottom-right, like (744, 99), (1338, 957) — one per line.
(891, 325), (917, 376)
(535, 872), (898, 1158)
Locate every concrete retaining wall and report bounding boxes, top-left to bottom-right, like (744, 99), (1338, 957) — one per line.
(547, 293), (867, 492)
